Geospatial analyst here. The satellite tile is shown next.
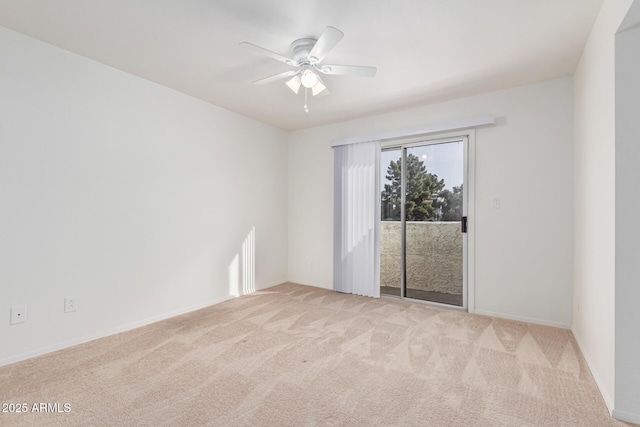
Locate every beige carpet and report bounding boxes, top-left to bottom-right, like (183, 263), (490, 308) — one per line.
(0, 283), (632, 426)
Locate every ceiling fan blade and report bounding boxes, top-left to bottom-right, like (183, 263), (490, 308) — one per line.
(254, 70), (298, 85)
(318, 64), (377, 77)
(239, 42), (297, 66)
(308, 26), (344, 63)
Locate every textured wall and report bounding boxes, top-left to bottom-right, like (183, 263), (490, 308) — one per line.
(288, 78), (574, 329)
(615, 4), (640, 421)
(0, 27), (288, 366)
(573, 0), (634, 412)
(380, 222), (462, 294)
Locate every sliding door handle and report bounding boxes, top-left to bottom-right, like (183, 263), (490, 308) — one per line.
(461, 216), (468, 233)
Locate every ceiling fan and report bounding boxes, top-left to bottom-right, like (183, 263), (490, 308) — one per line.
(240, 27), (377, 112)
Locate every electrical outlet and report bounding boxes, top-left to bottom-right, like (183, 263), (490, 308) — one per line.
(10, 305), (27, 325)
(64, 296), (78, 313)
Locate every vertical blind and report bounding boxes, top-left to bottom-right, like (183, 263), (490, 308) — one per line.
(333, 140), (381, 298)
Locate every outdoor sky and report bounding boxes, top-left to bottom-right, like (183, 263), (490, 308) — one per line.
(381, 140), (463, 191)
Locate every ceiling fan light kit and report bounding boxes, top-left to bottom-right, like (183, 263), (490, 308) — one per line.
(300, 68), (318, 88)
(285, 75), (302, 94)
(240, 26), (377, 113)
(311, 79), (327, 96)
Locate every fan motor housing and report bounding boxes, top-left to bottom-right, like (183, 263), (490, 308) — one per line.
(290, 38), (317, 64)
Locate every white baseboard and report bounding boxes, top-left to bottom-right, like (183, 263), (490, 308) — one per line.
(285, 278), (331, 290)
(256, 278), (289, 291)
(0, 294), (236, 368)
(473, 309), (571, 329)
(612, 409), (640, 424)
(572, 330), (614, 413)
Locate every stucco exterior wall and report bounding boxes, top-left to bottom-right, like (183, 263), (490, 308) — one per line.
(380, 221), (462, 294)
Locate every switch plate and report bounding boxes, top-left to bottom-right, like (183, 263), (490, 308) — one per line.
(491, 198), (501, 209)
(10, 305), (27, 325)
(64, 296), (78, 313)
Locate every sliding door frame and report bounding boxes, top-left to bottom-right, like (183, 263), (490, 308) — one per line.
(380, 129), (476, 313)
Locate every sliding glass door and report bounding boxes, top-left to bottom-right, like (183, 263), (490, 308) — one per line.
(380, 137), (467, 308)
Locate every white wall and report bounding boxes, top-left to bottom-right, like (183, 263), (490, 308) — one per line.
(288, 78), (574, 328)
(572, 0), (633, 412)
(0, 26), (288, 366)
(615, 1), (640, 422)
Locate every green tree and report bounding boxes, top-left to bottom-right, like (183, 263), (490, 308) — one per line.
(381, 154), (445, 221)
(432, 185), (463, 221)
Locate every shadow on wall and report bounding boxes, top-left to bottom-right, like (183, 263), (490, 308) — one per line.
(228, 226), (256, 297)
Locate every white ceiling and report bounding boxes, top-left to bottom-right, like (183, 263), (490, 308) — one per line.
(0, 0), (603, 131)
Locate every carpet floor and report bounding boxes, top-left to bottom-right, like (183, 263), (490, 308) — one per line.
(0, 283), (632, 426)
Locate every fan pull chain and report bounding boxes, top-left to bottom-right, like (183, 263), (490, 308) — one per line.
(304, 88), (309, 113)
